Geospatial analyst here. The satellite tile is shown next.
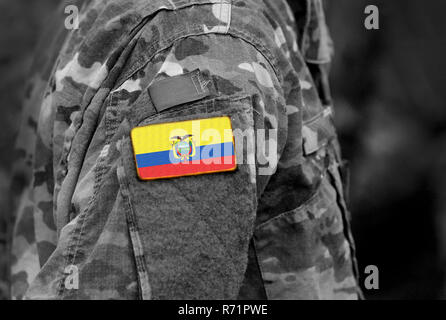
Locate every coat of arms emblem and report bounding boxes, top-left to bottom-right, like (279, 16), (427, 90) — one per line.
(170, 134), (196, 162)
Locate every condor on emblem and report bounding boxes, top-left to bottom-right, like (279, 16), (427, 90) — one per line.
(171, 134), (196, 162)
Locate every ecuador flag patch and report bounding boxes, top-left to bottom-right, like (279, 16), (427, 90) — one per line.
(131, 116), (237, 180)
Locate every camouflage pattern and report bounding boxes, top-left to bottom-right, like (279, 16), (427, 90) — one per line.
(11, 0), (360, 299)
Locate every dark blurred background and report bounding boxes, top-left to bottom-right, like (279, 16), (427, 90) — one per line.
(0, 0), (60, 299)
(327, 0), (446, 299)
(0, 0), (445, 299)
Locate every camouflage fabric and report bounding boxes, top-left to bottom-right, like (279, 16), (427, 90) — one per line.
(11, 0), (360, 299)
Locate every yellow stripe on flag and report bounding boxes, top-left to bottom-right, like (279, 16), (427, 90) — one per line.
(131, 116), (234, 155)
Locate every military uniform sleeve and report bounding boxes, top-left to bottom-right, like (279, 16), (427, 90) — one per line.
(22, 0), (360, 300)
(105, 33), (288, 299)
(26, 27), (287, 300)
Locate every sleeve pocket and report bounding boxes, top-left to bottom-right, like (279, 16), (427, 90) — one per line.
(253, 161), (360, 300)
(114, 94), (259, 299)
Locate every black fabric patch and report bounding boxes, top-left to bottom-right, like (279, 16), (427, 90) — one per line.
(148, 69), (211, 113)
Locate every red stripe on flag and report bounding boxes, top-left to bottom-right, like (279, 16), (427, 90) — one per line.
(137, 155), (236, 180)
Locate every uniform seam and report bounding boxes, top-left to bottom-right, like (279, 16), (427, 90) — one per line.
(303, 105), (332, 126)
(251, 239), (268, 299)
(327, 164), (361, 288)
(255, 190), (319, 231)
(115, 31), (284, 95)
(117, 155), (152, 300)
(305, 57), (331, 64)
(57, 93), (115, 298)
(300, 0), (312, 56)
(137, 94), (251, 126)
(222, 0), (232, 34)
(113, 2), (235, 90)
(113, 3), (284, 91)
(228, 30), (283, 83)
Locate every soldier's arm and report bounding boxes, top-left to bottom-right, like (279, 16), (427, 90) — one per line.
(97, 33), (288, 299)
(18, 0), (360, 300)
(23, 9), (288, 299)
